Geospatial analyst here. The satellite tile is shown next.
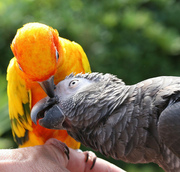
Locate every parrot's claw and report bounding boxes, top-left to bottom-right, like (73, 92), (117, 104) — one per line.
(45, 138), (70, 160)
(64, 144), (70, 160)
(84, 151), (97, 170)
(55, 140), (70, 160)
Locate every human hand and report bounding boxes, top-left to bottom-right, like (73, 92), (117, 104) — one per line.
(0, 138), (125, 172)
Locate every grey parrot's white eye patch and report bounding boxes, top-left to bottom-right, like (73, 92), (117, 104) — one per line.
(69, 79), (79, 88)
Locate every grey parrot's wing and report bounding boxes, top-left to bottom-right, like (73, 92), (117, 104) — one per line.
(158, 98), (180, 158)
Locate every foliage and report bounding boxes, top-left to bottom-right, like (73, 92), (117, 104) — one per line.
(0, 73), (15, 148)
(0, 0), (180, 171)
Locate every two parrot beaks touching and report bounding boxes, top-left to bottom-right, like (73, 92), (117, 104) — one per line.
(7, 22), (180, 172)
(7, 22), (91, 148)
(31, 72), (180, 172)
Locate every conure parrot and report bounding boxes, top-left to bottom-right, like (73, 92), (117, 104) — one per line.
(32, 72), (180, 172)
(7, 22), (91, 148)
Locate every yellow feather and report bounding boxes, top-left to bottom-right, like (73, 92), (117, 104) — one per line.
(7, 58), (33, 139)
(72, 41), (91, 73)
(11, 120), (26, 138)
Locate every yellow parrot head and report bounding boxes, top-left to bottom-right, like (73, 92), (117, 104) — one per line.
(11, 22), (61, 97)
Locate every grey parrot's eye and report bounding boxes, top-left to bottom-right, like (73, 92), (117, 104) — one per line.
(69, 80), (79, 88)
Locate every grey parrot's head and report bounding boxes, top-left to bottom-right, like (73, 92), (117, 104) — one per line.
(31, 72), (124, 131)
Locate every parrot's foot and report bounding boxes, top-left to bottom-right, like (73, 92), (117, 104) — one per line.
(62, 143), (70, 160)
(83, 151), (97, 170)
(45, 138), (69, 160)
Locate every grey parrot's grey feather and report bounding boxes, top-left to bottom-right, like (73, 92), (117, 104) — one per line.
(33, 72), (180, 172)
(158, 101), (180, 158)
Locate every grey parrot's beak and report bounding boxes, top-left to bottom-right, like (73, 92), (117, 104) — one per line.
(39, 105), (65, 129)
(31, 96), (65, 129)
(39, 76), (55, 98)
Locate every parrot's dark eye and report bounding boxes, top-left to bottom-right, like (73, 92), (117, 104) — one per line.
(18, 64), (23, 71)
(69, 80), (79, 88)
(56, 49), (59, 61)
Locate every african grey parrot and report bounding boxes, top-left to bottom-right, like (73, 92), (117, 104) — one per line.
(31, 72), (180, 172)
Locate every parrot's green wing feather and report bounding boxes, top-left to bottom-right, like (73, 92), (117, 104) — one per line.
(7, 58), (33, 145)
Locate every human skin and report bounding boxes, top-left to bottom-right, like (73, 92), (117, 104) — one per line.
(0, 138), (125, 172)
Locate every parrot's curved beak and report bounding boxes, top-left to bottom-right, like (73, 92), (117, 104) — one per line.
(31, 96), (65, 129)
(39, 76), (55, 98)
(39, 104), (65, 129)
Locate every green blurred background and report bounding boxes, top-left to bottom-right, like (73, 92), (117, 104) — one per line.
(0, 0), (180, 171)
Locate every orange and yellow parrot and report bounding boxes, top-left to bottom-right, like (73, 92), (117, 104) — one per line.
(7, 22), (91, 148)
